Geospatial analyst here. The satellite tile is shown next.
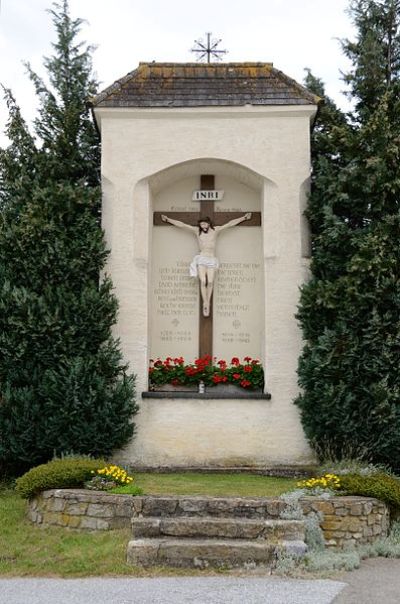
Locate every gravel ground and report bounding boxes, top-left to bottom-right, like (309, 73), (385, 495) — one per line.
(0, 576), (346, 604)
(333, 558), (400, 603)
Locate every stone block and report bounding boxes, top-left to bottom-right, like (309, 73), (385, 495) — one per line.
(313, 501), (334, 515)
(363, 502), (373, 514)
(41, 491), (54, 499)
(350, 503), (363, 516)
(334, 508), (348, 516)
(108, 516), (131, 529)
(180, 498), (209, 515)
(27, 509), (40, 524)
(127, 539), (161, 566)
(132, 498), (144, 515)
(321, 519), (343, 531)
(158, 538), (278, 569)
(115, 503), (134, 518)
(132, 518), (161, 538)
(80, 517), (110, 530)
(142, 497), (179, 517)
(266, 500), (285, 517)
(65, 503), (88, 516)
(87, 503), (114, 518)
(66, 516), (82, 529)
(282, 540), (307, 557)
(132, 517), (305, 542)
(49, 498), (66, 513)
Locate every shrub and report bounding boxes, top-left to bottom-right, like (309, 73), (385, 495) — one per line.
(339, 473), (400, 509)
(0, 2), (138, 476)
(15, 457), (105, 499)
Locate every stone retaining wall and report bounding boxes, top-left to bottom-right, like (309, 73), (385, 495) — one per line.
(27, 490), (390, 548)
(300, 495), (390, 548)
(27, 489), (135, 530)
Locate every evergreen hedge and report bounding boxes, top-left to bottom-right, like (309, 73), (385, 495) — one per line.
(0, 2), (137, 474)
(296, 0), (400, 468)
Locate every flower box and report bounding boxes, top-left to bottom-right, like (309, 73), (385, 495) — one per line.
(148, 355), (264, 392)
(150, 383), (198, 392)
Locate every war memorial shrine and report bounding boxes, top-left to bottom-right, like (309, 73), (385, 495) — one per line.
(91, 62), (320, 470)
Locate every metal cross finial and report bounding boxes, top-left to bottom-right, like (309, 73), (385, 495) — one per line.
(191, 32), (228, 63)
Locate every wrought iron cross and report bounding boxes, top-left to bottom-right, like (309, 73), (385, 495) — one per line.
(191, 32), (228, 63)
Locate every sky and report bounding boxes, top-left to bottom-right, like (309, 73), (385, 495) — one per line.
(0, 0), (356, 146)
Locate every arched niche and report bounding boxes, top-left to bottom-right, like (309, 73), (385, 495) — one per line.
(147, 158), (265, 364)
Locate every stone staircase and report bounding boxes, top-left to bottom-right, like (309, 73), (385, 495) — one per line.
(127, 496), (307, 569)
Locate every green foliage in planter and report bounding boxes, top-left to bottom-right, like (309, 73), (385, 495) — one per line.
(149, 355), (264, 390)
(296, 0), (400, 468)
(109, 484), (144, 495)
(15, 457), (106, 499)
(339, 473), (400, 509)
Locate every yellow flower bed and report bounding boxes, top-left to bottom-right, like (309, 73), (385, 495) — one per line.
(297, 473), (341, 491)
(93, 464), (134, 485)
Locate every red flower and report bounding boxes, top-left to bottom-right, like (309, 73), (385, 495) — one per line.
(251, 360), (260, 365)
(154, 360), (163, 368)
(240, 379), (251, 388)
(244, 356), (252, 362)
(217, 360), (227, 370)
(148, 367), (155, 374)
(185, 366), (198, 376)
(212, 375), (222, 383)
(233, 373), (241, 380)
(231, 357), (240, 366)
(195, 354), (212, 365)
(221, 375), (228, 382)
(171, 378), (180, 386)
(244, 365), (253, 373)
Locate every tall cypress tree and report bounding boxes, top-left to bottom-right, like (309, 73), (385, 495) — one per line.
(296, 0), (400, 467)
(0, 1), (137, 473)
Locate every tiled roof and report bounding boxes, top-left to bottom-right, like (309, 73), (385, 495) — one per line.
(90, 62), (320, 108)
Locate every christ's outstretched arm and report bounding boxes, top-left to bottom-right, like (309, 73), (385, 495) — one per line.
(216, 212), (252, 231)
(161, 215), (197, 233)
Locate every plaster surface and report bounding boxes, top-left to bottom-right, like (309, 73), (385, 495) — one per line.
(96, 104), (317, 466)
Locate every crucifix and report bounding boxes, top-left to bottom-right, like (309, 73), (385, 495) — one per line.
(153, 175), (261, 357)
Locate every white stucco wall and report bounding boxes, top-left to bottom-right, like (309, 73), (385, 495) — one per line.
(95, 104), (316, 468)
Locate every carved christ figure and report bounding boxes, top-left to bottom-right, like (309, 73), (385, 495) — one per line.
(161, 213), (252, 317)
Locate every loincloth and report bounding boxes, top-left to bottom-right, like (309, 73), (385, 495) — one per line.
(189, 255), (219, 277)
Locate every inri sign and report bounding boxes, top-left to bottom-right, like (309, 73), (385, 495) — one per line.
(192, 190), (224, 201)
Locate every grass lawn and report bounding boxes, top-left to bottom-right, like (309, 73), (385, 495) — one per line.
(0, 473), (298, 577)
(120, 472), (299, 497)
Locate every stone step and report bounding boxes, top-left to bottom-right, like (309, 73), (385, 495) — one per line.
(127, 537), (306, 569)
(132, 516), (305, 542)
(132, 496), (287, 519)
(127, 539), (306, 568)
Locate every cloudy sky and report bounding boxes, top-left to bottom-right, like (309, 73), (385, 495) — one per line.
(0, 0), (355, 145)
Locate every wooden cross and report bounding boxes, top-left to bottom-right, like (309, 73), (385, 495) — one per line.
(154, 175), (261, 358)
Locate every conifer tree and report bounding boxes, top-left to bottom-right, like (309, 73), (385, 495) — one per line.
(0, 1), (137, 473)
(296, 0), (400, 467)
